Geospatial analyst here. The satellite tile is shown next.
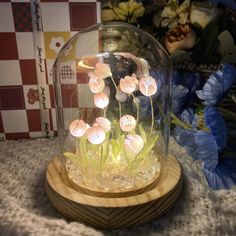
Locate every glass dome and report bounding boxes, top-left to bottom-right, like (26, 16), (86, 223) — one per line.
(53, 22), (172, 194)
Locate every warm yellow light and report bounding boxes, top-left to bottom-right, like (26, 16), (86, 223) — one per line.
(77, 59), (95, 69)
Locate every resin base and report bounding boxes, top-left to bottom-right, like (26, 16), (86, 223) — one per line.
(45, 155), (183, 229)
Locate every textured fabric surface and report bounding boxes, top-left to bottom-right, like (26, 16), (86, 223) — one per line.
(0, 137), (235, 236)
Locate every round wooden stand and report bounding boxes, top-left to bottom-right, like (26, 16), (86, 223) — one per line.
(45, 155), (183, 229)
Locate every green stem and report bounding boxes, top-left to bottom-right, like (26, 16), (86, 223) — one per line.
(156, 100), (165, 118)
(131, 93), (139, 125)
(149, 96), (154, 137)
(194, 101), (236, 122)
(110, 75), (122, 118)
(155, 98), (193, 131)
(171, 113), (192, 130)
(103, 107), (107, 117)
(100, 145), (103, 170)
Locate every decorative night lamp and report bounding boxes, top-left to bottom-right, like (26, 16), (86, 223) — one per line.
(46, 22), (182, 229)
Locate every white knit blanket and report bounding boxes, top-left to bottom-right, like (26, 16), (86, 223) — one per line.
(0, 138), (235, 236)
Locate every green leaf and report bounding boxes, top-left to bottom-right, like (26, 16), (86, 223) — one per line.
(117, 134), (125, 148)
(63, 152), (80, 165)
(79, 137), (87, 159)
(113, 119), (121, 139)
(131, 157), (145, 172)
(135, 133), (159, 162)
(123, 145), (131, 166)
(111, 139), (119, 159)
(138, 123), (147, 144)
(101, 134), (111, 167)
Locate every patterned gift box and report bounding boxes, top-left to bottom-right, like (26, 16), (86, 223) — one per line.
(0, 0), (101, 140)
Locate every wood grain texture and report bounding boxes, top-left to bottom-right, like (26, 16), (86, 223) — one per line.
(45, 155), (183, 229)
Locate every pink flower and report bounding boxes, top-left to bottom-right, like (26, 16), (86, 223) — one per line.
(87, 126), (106, 144)
(94, 92), (109, 109)
(119, 74), (139, 94)
(119, 115), (136, 132)
(95, 117), (111, 132)
(88, 76), (105, 94)
(94, 62), (112, 79)
(139, 76), (157, 96)
(69, 119), (90, 137)
(124, 134), (144, 154)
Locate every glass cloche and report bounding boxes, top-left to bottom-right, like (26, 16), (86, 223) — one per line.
(53, 22), (172, 194)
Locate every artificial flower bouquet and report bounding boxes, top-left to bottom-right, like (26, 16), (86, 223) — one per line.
(102, 0), (236, 190)
(102, 0), (236, 66)
(64, 59), (163, 192)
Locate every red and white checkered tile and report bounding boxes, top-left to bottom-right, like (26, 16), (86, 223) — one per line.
(0, 0), (101, 140)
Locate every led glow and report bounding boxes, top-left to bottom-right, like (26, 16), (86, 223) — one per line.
(95, 117), (111, 132)
(119, 74), (139, 94)
(78, 60), (95, 69)
(94, 92), (109, 109)
(87, 126), (106, 144)
(119, 115), (136, 132)
(124, 134), (144, 154)
(139, 76), (157, 96)
(69, 119), (90, 137)
(89, 76), (105, 93)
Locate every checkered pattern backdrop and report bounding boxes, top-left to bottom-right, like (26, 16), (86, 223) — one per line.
(0, 0), (101, 140)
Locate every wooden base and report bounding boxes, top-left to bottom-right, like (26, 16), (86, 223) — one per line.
(45, 155), (183, 229)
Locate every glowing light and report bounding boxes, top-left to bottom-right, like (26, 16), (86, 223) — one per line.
(69, 119), (90, 137)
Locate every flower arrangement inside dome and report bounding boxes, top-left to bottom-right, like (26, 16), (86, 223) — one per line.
(64, 57), (162, 191)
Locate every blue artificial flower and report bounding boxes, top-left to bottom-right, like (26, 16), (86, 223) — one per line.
(172, 71), (202, 94)
(174, 107), (227, 158)
(173, 125), (219, 170)
(204, 106), (227, 151)
(179, 107), (195, 124)
(172, 106), (234, 189)
(174, 124), (236, 189)
(173, 126), (199, 158)
(203, 158), (236, 190)
(193, 130), (219, 170)
(173, 108), (206, 159)
(171, 85), (189, 114)
(196, 64), (236, 106)
(171, 71), (201, 114)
